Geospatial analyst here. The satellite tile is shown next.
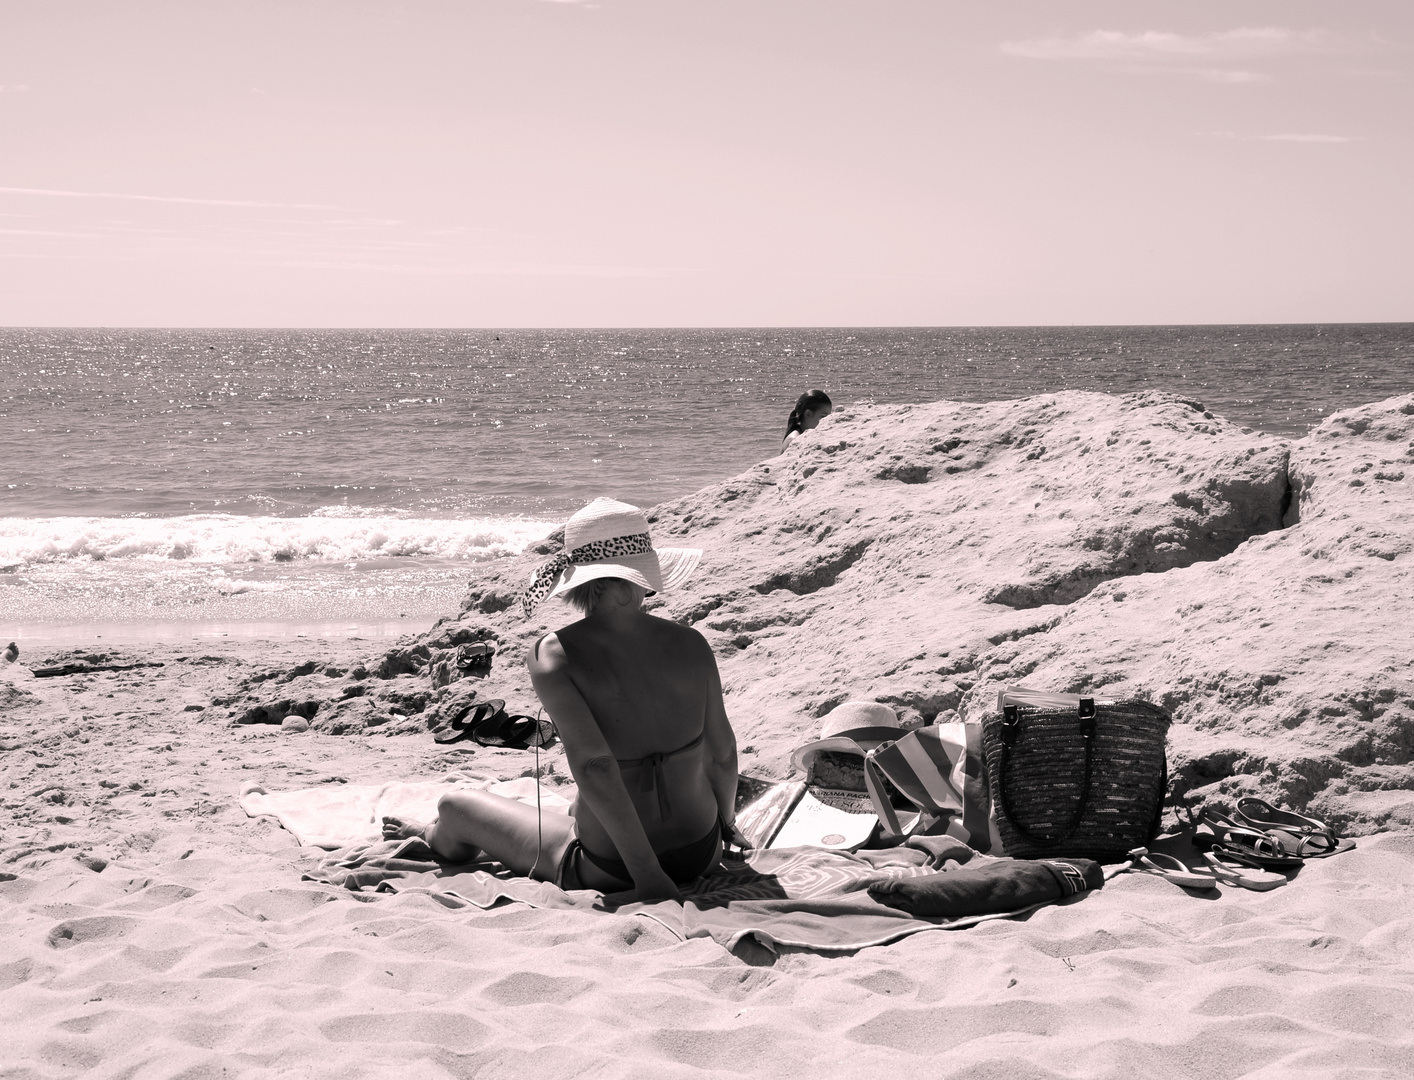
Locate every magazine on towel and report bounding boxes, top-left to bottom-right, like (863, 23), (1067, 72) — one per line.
(768, 787), (880, 851)
(734, 775), (885, 851)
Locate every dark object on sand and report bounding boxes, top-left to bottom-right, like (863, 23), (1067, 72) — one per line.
(3, 642), (16, 663)
(431, 697), (503, 744)
(236, 698), (320, 725)
(471, 710), (557, 750)
(869, 856), (1104, 917)
(456, 641), (495, 677)
(1188, 807), (1306, 871)
(1187, 802), (1353, 870)
(33, 660), (166, 678)
(429, 695), (556, 750)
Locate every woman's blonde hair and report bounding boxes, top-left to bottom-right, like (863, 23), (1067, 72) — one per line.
(563, 577), (613, 614)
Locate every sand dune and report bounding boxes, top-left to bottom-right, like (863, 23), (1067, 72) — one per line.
(430, 391), (1414, 832)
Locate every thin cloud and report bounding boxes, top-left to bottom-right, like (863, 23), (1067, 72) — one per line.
(1002, 27), (1326, 61)
(251, 217), (407, 228)
(1260, 133), (1354, 143)
(0, 186), (347, 210)
(1200, 131), (1355, 144)
(0, 227), (101, 238)
(274, 258), (677, 278)
(0, 84), (31, 93)
(1185, 68), (1273, 84)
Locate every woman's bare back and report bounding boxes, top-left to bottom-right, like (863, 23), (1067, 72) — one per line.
(551, 614), (719, 853)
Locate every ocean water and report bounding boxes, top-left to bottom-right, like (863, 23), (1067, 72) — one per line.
(2, 325), (1410, 643)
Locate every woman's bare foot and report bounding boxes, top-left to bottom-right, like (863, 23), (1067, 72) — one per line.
(382, 815), (430, 842)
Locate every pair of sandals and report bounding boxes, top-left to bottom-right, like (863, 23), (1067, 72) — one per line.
(1173, 798), (1352, 886)
(1192, 798), (1355, 868)
(433, 698), (557, 750)
(455, 641), (495, 677)
(1130, 798), (1354, 893)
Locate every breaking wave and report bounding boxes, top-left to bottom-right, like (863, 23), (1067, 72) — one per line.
(0, 513), (554, 568)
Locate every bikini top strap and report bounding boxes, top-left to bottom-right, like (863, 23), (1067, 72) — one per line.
(617, 731), (705, 821)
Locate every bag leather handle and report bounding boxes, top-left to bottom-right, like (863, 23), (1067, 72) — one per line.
(996, 698), (1096, 848)
(863, 750), (907, 838)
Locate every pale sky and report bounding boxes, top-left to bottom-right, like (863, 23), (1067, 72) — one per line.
(1, 0), (1409, 327)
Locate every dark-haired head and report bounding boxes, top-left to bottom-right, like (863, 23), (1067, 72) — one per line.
(785, 389), (833, 438)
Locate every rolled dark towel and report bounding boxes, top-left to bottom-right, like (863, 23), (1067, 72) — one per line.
(868, 857), (1104, 917)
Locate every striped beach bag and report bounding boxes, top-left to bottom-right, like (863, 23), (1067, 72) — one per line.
(862, 722), (1000, 852)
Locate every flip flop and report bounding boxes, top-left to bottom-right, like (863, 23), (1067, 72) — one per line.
(471, 709), (557, 750)
(1234, 797), (1356, 859)
(431, 698), (504, 744)
(1201, 851), (1288, 891)
(1126, 848), (1220, 890)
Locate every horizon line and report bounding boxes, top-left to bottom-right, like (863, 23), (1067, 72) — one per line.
(1, 320), (1411, 332)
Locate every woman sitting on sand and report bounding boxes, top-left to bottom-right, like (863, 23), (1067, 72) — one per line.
(781, 389), (833, 452)
(383, 498), (742, 902)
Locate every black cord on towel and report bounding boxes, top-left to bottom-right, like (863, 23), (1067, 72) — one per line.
(528, 707), (545, 881)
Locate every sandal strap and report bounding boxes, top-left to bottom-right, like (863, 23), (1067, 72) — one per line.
(1235, 797), (1332, 838)
(1209, 821), (1284, 857)
(1282, 829), (1338, 857)
(1209, 843), (1271, 869)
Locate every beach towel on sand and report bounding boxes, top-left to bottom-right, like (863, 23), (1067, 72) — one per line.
(304, 829), (1105, 953)
(245, 775), (1103, 951)
(238, 773), (570, 849)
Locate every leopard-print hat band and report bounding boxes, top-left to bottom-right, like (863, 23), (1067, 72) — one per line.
(520, 533), (653, 617)
(520, 498), (701, 619)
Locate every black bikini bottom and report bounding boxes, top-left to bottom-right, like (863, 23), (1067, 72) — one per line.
(564, 819), (721, 889)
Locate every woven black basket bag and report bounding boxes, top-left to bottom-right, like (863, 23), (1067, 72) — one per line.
(982, 688), (1171, 862)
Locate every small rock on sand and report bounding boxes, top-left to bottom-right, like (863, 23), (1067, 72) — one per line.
(281, 716), (310, 733)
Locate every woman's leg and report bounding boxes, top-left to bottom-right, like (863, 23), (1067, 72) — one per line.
(384, 790), (576, 882)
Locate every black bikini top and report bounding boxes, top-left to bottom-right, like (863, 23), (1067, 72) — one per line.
(616, 731), (704, 820)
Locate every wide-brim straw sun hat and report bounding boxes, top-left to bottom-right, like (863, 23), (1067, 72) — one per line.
(789, 701), (902, 775)
(521, 497), (702, 617)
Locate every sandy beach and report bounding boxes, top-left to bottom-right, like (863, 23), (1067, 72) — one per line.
(3, 639), (1412, 1079)
(4, 390), (1413, 1078)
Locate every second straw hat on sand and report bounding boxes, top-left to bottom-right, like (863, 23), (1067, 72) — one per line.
(789, 701), (903, 777)
(521, 497), (702, 616)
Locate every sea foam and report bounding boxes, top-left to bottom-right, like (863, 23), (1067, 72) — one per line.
(0, 513), (554, 567)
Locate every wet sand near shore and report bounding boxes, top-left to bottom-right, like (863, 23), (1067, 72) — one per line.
(2, 636), (1413, 1078)
(4, 619), (438, 652)
(0, 555), (469, 638)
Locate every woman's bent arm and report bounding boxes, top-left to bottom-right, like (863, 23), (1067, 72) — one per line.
(699, 636), (739, 826)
